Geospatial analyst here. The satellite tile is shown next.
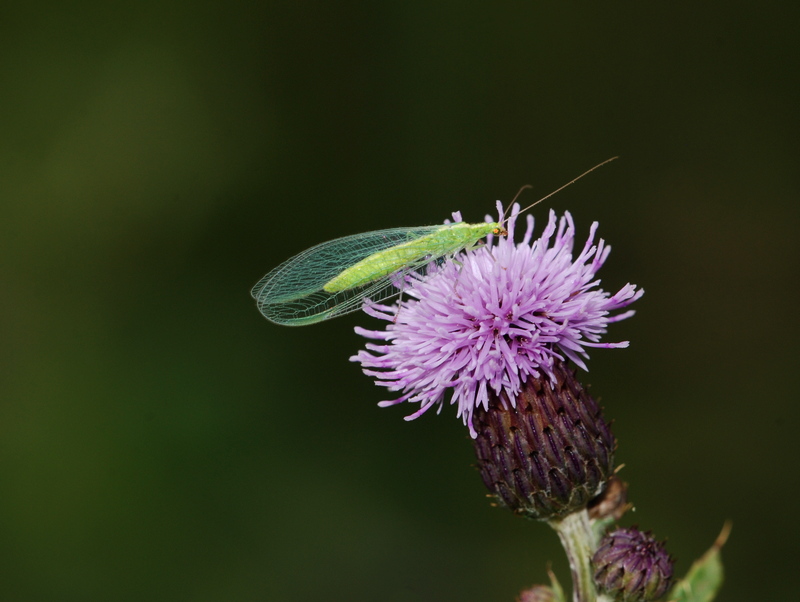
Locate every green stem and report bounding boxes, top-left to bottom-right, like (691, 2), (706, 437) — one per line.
(549, 510), (598, 602)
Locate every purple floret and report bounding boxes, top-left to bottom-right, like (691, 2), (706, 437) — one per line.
(351, 201), (643, 438)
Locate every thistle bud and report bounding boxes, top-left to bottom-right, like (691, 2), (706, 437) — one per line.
(592, 527), (674, 601)
(517, 585), (556, 602)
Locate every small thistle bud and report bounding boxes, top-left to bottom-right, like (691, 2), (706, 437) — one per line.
(592, 527), (674, 601)
(472, 360), (615, 520)
(517, 585), (556, 602)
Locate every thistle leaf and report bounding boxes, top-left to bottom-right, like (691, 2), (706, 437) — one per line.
(667, 522), (731, 602)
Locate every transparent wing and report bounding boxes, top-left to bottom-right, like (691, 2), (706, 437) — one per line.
(251, 226), (444, 326)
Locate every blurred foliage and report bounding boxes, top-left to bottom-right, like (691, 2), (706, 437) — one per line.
(1, 2), (798, 601)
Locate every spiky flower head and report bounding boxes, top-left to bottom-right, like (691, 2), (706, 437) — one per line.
(472, 360), (615, 519)
(592, 527), (674, 601)
(351, 202), (643, 438)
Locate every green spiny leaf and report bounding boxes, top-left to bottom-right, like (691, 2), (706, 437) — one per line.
(667, 522), (731, 602)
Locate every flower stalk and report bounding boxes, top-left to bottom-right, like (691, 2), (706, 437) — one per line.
(549, 509), (599, 602)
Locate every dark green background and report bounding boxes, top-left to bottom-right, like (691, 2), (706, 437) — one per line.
(2, 2), (797, 601)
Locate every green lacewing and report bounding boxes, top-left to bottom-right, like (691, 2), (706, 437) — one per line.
(251, 158), (617, 326)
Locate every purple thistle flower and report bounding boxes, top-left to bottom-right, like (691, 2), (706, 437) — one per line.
(351, 201), (643, 438)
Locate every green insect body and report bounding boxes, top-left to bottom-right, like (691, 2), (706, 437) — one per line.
(252, 221), (505, 326)
(323, 222), (502, 293)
